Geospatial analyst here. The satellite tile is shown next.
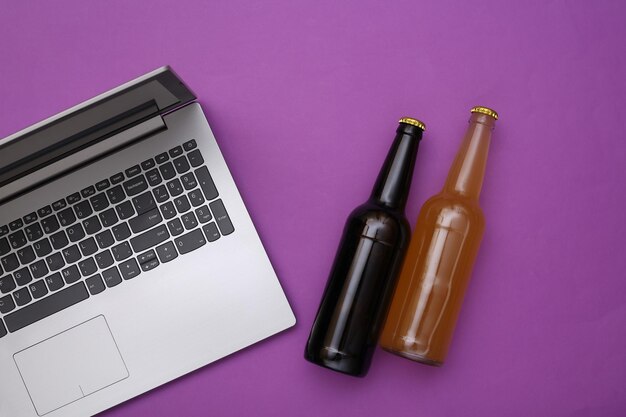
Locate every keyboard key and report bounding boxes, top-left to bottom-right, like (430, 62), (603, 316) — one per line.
(50, 230), (69, 250)
(181, 212), (198, 230)
(90, 193), (109, 212)
(169, 146), (183, 158)
(133, 191), (157, 215)
(41, 215), (60, 234)
(95, 250), (114, 269)
(46, 252), (65, 271)
(181, 173), (198, 190)
(141, 158), (156, 170)
(62, 245), (82, 264)
(9, 230), (27, 249)
(159, 162), (176, 180)
(137, 250), (156, 264)
(146, 168), (162, 186)
(13, 287), (31, 307)
(17, 246), (36, 265)
(83, 216), (102, 235)
(167, 178), (183, 197)
(0, 295), (15, 314)
(123, 174), (148, 196)
(0, 275), (16, 294)
(167, 219), (184, 236)
(66, 223), (86, 243)
(99, 208), (119, 228)
(0, 225), (8, 237)
(155, 152), (169, 164)
(25, 223), (44, 241)
(2, 254), (19, 272)
(24, 212), (38, 224)
(30, 260), (48, 279)
(0, 238), (9, 256)
(174, 195), (191, 213)
(189, 189), (205, 207)
(112, 223), (131, 242)
(195, 206), (213, 223)
(116, 201), (135, 220)
(175, 229), (206, 255)
(173, 155), (190, 174)
(29, 279), (48, 299)
(129, 209), (162, 234)
(79, 257), (97, 277)
(79, 237), (98, 257)
(160, 202), (176, 220)
(183, 139), (197, 151)
(52, 199), (67, 211)
(34, 237), (53, 258)
(210, 199), (234, 235)
(203, 222), (221, 242)
(111, 242), (133, 262)
(62, 265), (81, 284)
(95, 179), (111, 191)
(74, 200), (93, 219)
(0, 320), (5, 338)
(9, 219), (24, 230)
(119, 259), (141, 280)
(110, 172), (125, 184)
(67, 192), (81, 204)
(156, 241), (178, 263)
(125, 165), (141, 178)
(195, 166), (218, 200)
(130, 225), (170, 253)
(102, 267), (122, 288)
(95, 229), (115, 249)
(58, 207), (77, 227)
(14, 267), (33, 286)
(37, 205), (52, 217)
(140, 258), (159, 271)
(86, 274), (105, 295)
(45, 272), (65, 292)
(81, 186), (96, 198)
(107, 185), (125, 205)
(153, 185), (169, 203)
(4, 282), (88, 332)
(187, 149), (204, 167)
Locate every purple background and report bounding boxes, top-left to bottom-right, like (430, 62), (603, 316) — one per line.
(2, 1), (625, 416)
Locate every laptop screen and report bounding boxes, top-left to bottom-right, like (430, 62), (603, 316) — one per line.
(0, 67), (195, 189)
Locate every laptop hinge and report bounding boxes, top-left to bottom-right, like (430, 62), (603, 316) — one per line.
(0, 114), (166, 204)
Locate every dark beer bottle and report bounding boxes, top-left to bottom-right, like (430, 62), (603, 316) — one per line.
(304, 117), (426, 376)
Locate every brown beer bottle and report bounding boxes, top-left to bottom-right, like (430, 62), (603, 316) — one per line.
(380, 106), (498, 366)
(305, 118), (426, 377)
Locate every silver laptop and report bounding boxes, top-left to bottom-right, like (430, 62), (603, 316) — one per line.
(0, 67), (296, 417)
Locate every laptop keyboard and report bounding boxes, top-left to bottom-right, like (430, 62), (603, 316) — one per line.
(0, 139), (234, 338)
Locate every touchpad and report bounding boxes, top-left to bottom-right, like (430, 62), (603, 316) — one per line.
(14, 315), (129, 416)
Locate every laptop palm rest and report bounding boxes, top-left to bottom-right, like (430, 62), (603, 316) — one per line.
(13, 316), (129, 416)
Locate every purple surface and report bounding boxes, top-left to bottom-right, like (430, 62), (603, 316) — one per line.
(1, 1), (625, 416)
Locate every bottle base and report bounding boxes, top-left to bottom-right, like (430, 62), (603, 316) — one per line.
(381, 347), (443, 367)
(304, 347), (369, 377)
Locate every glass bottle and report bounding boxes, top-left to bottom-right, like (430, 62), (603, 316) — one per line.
(305, 117), (426, 376)
(380, 106), (498, 366)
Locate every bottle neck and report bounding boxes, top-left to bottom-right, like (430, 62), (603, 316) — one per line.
(370, 124), (423, 211)
(443, 113), (495, 199)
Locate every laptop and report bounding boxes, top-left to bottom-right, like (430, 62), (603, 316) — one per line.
(0, 66), (296, 417)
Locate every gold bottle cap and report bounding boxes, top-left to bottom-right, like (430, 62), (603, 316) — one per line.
(470, 106), (498, 120)
(398, 117), (426, 131)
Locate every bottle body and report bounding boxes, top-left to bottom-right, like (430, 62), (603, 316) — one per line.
(379, 194), (484, 365)
(380, 107), (497, 366)
(305, 118), (425, 376)
(304, 204), (410, 376)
